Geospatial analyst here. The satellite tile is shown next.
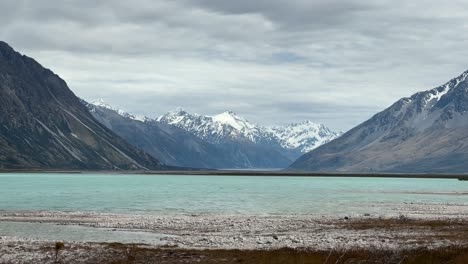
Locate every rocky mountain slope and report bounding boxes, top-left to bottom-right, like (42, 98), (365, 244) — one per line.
(0, 41), (163, 170)
(289, 70), (468, 173)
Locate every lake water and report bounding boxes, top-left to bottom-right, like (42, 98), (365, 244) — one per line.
(0, 173), (466, 216)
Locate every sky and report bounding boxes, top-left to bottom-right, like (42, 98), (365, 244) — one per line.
(1, 0), (468, 131)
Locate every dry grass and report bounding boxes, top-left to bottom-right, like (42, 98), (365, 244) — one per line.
(335, 217), (467, 230)
(95, 244), (468, 264)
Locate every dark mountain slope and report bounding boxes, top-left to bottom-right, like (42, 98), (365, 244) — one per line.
(0, 41), (163, 170)
(289, 70), (468, 173)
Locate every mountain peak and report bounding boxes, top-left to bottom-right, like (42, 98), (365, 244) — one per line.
(0, 41), (14, 53)
(173, 107), (188, 114)
(289, 69), (468, 173)
(156, 108), (339, 151)
(212, 111), (253, 132)
(162, 107), (193, 118)
(455, 70), (468, 85)
(90, 99), (150, 122)
(213, 110), (243, 120)
(92, 98), (113, 109)
(213, 110), (241, 119)
(268, 121), (340, 152)
(439, 69), (468, 92)
(0, 41), (18, 58)
(223, 110), (238, 115)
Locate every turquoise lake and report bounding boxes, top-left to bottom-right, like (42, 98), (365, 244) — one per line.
(0, 173), (466, 216)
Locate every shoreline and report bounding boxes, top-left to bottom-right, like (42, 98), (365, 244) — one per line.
(1, 208), (467, 251)
(2, 209), (467, 263)
(1, 169), (468, 180)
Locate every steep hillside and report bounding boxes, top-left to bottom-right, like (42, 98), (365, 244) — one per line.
(290, 70), (468, 173)
(0, 41), (163, 170)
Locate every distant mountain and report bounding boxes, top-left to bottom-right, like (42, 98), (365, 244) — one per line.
(157, 108), (340, 153)
(86, 101), (235, 169)
(267, 122), (341, 153)
(156, 108), (267, 144)
(289, 70), (468, 173)
(92, 99), (150, 123)
(0, 41), (163, 170)
(86, 103), (340, 169)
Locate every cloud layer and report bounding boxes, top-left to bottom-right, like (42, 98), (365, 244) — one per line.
(1, 0), (468, 130)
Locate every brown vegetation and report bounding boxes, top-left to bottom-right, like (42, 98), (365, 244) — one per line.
(98, 244), (468, 264)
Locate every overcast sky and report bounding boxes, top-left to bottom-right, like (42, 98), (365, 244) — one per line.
(1, 0), (468, 131)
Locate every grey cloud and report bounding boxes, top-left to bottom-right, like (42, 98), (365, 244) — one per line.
(182, 0), (371, 28)
(1, 0), (467, 131)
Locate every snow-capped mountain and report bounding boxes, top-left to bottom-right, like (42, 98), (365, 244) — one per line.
(85, 100), (341, 169)
(267, 121), (342, 153)
(156, 108), (276, 144)
(212, 111), (268, 142)
(89, 99), (150, 123)
(85, 104), (294, 168)
(290, 70), (468, 173)
(157, 109), (340, 153)
(156, 108), (243, 143)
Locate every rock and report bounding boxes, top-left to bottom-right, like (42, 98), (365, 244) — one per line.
(399, 215), (409, 222)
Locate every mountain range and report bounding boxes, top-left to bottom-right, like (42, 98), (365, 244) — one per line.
(290, 70), (468, 173)
(0, 41), (163, 170)
(156, 108), (340, 153)
(87, 101), (340, 169)
(3, 39), (468, 173)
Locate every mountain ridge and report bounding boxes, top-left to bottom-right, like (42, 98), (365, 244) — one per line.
(0, 41), (163, 170)
(86, 102), (293, 169)
(156, 107), (341, 153)
(86, 100), (340, 169)
(289, 69), (468, 173)
(87, 99), (341, 155)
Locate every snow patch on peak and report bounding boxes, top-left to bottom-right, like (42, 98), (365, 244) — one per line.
(267, 121), (341, 153)
(171, 107), (188, 115)
(91, 99), (150, 123)
(423, 70), (468, 106)
(92, 98), (113, 110)
(132, 115), (150, 122)
(456, 71), (468, 86)
(157, 107), (199, 124)
(156, 109), (341, 152)
(211, 111), (255, 132)
(427, 84), (450, 103)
